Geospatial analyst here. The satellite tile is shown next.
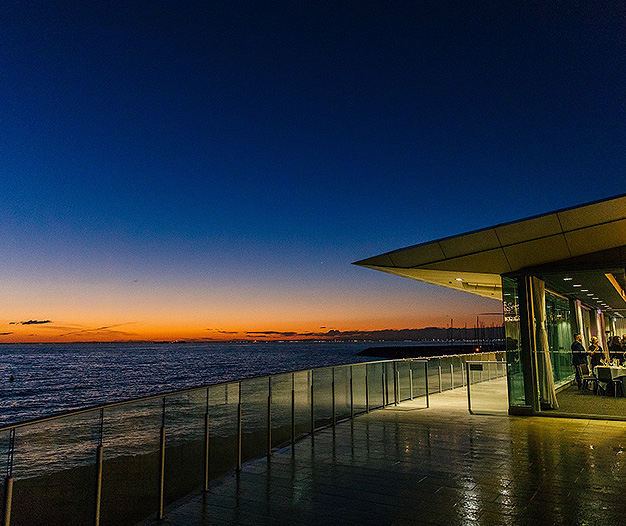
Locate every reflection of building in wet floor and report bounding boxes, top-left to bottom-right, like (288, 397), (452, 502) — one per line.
(142, 387), (626, 526)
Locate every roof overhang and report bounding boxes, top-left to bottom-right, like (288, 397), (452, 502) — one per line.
(354, 194), (626, 309)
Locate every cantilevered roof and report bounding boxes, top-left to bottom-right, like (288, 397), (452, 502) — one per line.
(354, 193), (626, 302)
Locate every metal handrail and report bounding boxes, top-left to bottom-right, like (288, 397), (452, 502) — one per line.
(0, 351), (503, 526)
(0, 352), (498, 432)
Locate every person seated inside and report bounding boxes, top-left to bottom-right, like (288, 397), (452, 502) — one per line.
(609, 336), (623, 364)
(588, 336), (604, 370)
(571, 333), (587, 389)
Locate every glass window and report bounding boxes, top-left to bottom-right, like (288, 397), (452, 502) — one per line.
(502, 276), (525, 406)
(545, 290), (574, 387)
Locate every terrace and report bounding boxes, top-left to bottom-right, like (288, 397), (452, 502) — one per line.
(143, 376), (626, 526)
(1, 354), (502, 526)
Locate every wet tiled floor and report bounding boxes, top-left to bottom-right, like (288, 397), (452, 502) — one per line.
(143, 386), (626, 525)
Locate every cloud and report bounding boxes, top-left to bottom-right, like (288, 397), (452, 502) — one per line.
(208, 330), (239, 334)
(57, 322), (137, 337)
(0, 332), (12, 336)
(10, 320), (52, 325)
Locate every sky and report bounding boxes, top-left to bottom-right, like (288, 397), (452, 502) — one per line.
(1, 2), (625, 342)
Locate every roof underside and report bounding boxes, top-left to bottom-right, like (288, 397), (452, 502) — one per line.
(354, 194), (626, 311)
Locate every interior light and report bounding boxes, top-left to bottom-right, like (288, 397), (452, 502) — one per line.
(592, 297), (599, 300)
(563, 277), (573, 281)
(573, 284), (582, 287)
(581, 289), (588, 292)
(455, 278), (463, 282)
(587, 293), (594, 296)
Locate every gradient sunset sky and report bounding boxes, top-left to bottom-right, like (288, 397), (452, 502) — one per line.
(2, 2), (625, 342)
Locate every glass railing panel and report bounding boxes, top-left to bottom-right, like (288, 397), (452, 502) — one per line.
(396, 361), (410, 402)
(240, 377), (269, 463)
(333, 366), (351, 421)
(409, 360), (428, 406)
(270, 373), (291, 447)
(294, 370), (310, 438)
(351, 364), (367, 414)
(366, 362), (384, 410)
(0, 429), (8, 521)
(449, 356), (461, 388)
(206, 382), (239, 485)
(312, 367), (333, 428)
(427, 358), (441, 394)
(467, 362), (508, 415)
(163, 389), (206, 509)
(384, 362), (396, 405)
(100, 398), (162, 526)
(9, 412), (99, 526)
(439, 357), (454, 391)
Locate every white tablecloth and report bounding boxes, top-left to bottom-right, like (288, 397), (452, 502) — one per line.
(595, 366), (626, 381)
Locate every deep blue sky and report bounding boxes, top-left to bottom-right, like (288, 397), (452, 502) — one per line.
(1, 2), (625, 340)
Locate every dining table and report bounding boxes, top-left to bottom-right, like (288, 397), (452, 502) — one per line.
(594, 365), (626, 396)
(594, 365), (626, 381)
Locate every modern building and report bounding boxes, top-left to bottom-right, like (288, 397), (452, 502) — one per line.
(354, 193), (626, 417)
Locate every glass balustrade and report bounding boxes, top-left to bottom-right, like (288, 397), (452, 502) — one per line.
(0, 354), (499, 525)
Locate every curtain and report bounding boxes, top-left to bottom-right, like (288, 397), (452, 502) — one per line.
(532, 277), (559, 409)
(574, 300), (586, 348)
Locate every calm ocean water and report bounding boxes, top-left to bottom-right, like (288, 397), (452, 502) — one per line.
(0, 341), (418, 427)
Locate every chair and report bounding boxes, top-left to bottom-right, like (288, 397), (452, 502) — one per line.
(595, 366), (618, 397)
(577, 364), (597, 392)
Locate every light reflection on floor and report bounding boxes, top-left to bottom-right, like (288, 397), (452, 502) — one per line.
(140, 385), (626, 526)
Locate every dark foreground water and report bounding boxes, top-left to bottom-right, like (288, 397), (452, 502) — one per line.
(0, 341), (421, 427)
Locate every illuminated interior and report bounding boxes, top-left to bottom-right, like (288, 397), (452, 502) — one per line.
(355, 193), (626, 418)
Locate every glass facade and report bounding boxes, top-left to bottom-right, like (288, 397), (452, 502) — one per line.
(544, 290), (574, 388)
(502, 276), (525, 407)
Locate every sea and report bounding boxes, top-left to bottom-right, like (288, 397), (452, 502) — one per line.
(0, 340), (422, 428)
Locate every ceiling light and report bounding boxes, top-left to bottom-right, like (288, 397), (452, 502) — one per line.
(455, 278), (463, 282)
(563, 277), (573, 281)
(581, 289), (588, 292)
(587, 293), (594, 296)
(592, 297), (599, 300)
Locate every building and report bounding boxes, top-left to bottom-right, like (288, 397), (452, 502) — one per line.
(354, 193), (626, 417)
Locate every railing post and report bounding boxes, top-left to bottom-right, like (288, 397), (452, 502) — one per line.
(237, 383), (242, 471)
(466, 362), (473, 414)
(310, 371), (315, 435)
(94, 409), (104, 526)
(267, 377), (272, 457)
(424, 361), (430, 408)
(291, 373), (296, 446)
(157, 398), (166, 520)
(350, 366), (354, 419)
(394, 362), (398, 405)
(450, 364), (454, 389)
(438, 365), (442, 392)
(204, 389), (210, 491)
(382, 368), (386, 407)
(462, 359), (466, 386)
(332, 368), (336, 426)
(409, 365), (414, 400)
(365, 366), (370, 413)
(2, 429), (15, 526)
